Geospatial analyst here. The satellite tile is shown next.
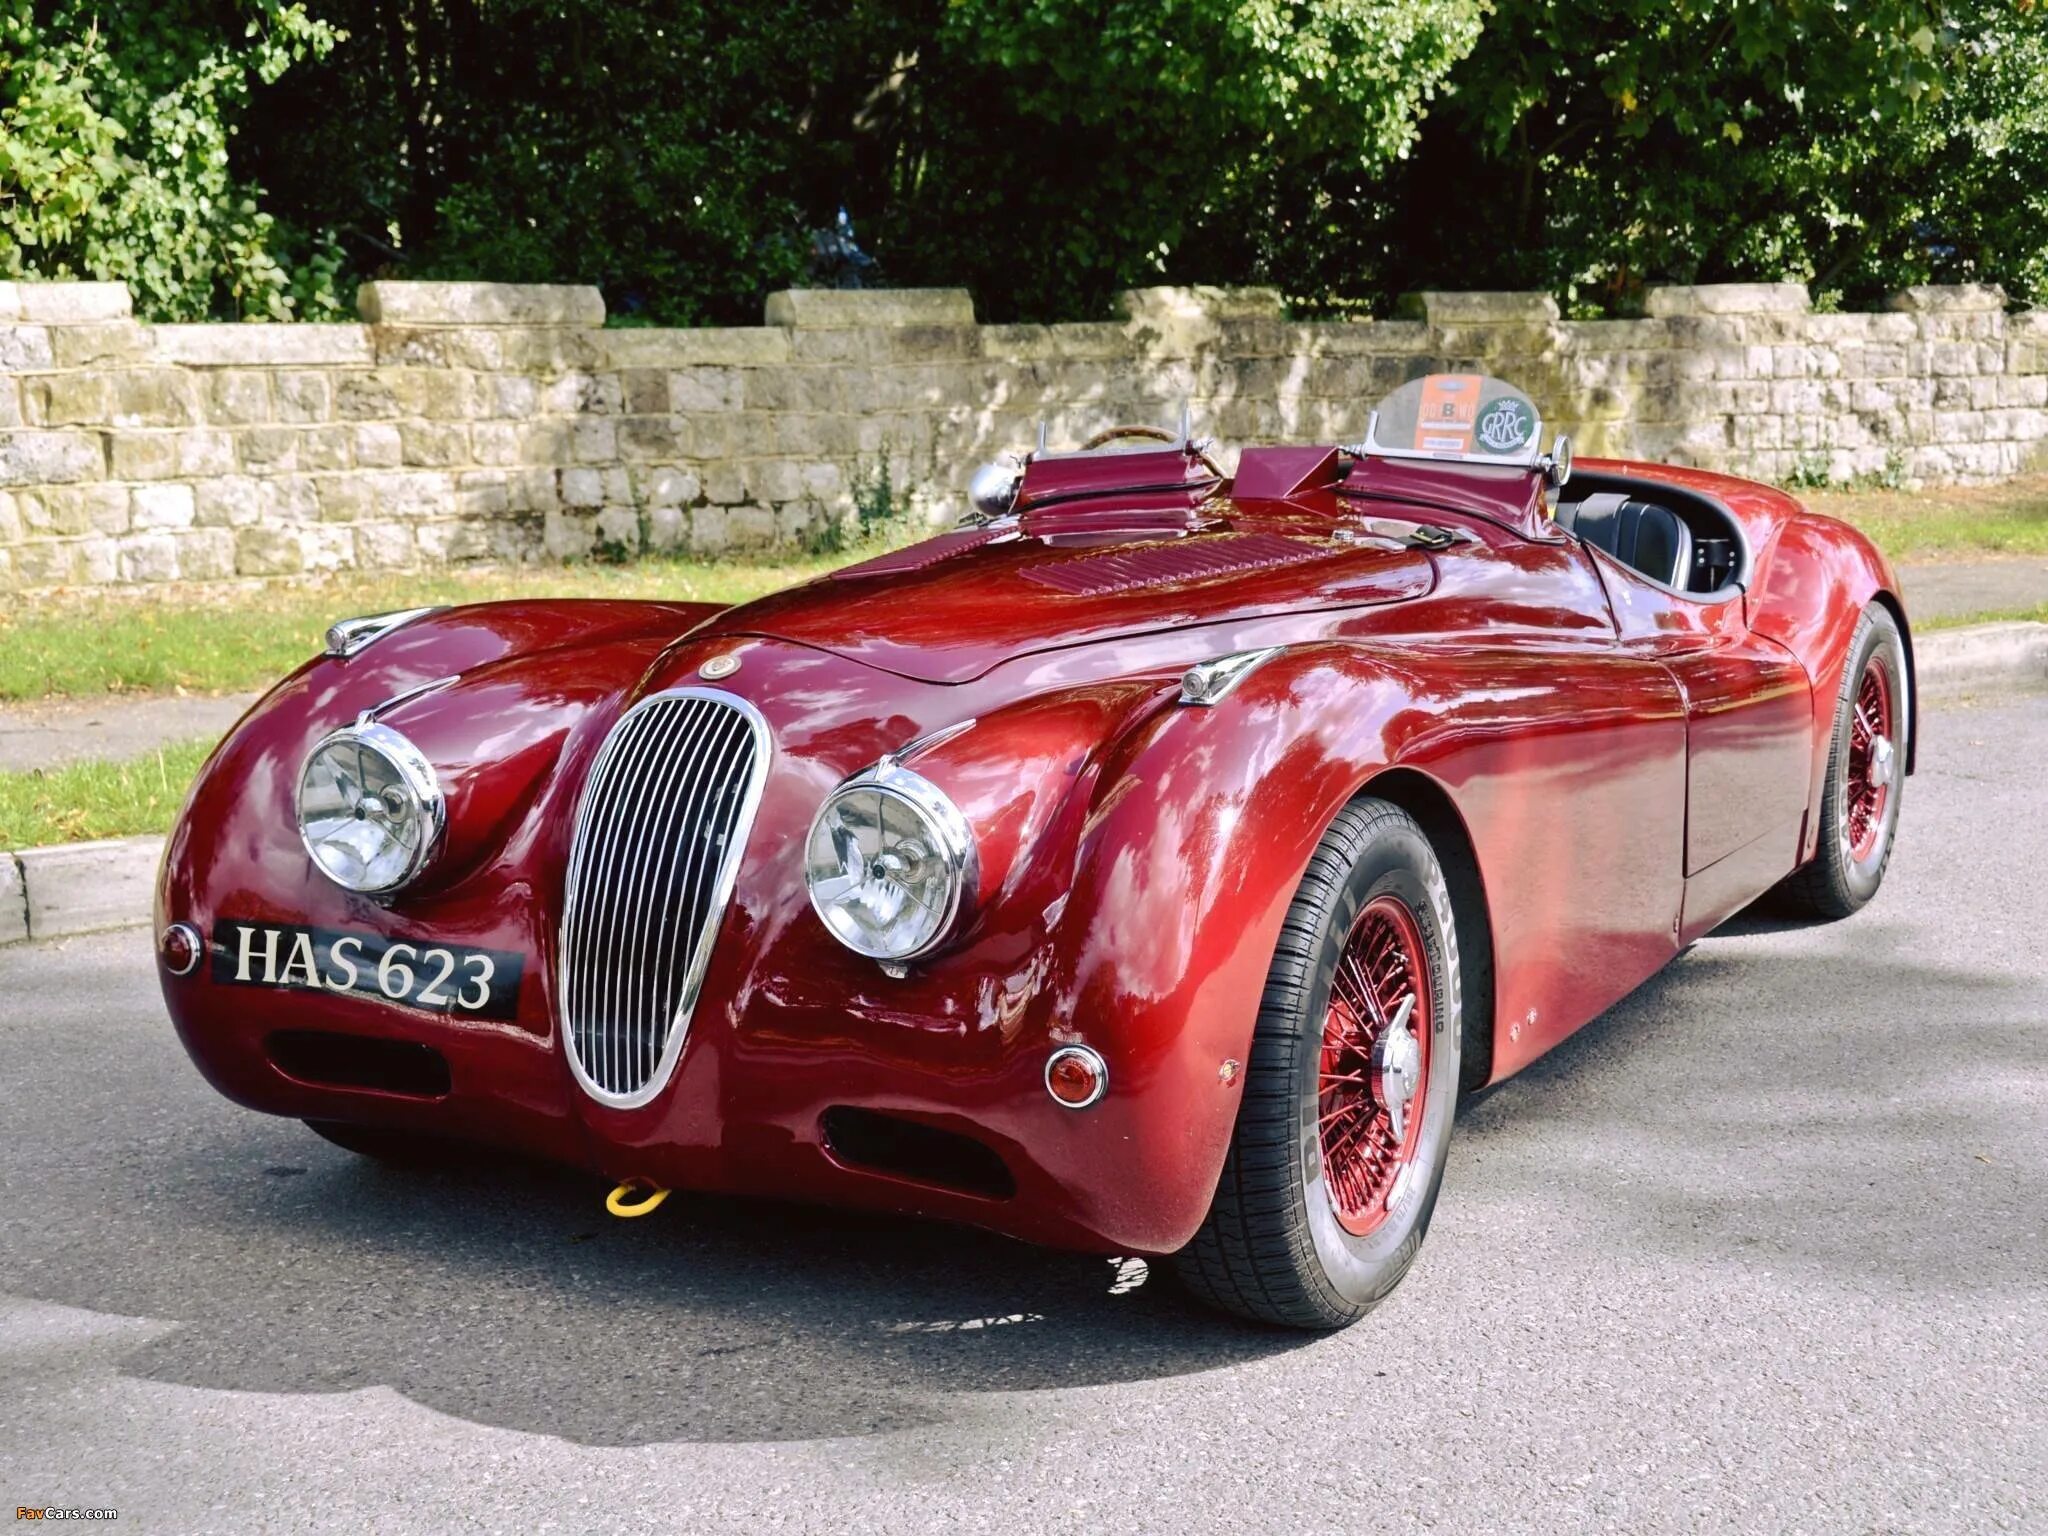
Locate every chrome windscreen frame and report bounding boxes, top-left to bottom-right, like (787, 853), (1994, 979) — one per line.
(556, 687), (772, 1111)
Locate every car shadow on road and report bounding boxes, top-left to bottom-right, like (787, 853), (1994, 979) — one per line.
(23, 1122), (1322, 1446)
(1452, 912), (2045, 1297)
(6, 908), (2038, 1449)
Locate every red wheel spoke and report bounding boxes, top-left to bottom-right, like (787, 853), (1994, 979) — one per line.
(1317, 894), (1432, 1239)
(1842, 658), (1894, 863)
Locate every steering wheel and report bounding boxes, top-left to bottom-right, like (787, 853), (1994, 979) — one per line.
(1080, 424), (1227, 481)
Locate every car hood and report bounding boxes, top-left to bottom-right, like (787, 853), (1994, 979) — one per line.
(699, 505), (1436, 684)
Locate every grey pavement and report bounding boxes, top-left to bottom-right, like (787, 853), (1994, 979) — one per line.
(0, 695), (2043, 1533)
(1902, 557), (2048, 624)
(0, 691), (257, 772)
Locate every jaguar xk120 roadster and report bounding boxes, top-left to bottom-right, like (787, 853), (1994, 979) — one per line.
(157, 374), (1911, 1327)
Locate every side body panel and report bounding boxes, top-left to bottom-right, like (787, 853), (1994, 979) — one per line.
(1580, 543), (1815, 938)
(1053, 638), (1690, 1142)
(1042, 632), (1684, 1244)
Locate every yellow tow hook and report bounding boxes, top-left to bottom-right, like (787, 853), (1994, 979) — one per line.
(605, 1178), (671, 1219)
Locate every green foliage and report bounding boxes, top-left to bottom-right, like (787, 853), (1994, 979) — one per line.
(879, 0), (1485, 317)
(1388, 0), (2048, 308)
(1782, 453), (1836, 491)
(0, 555), (847, 700)
(1785, 448), (1913, 494)
(5, 0), (2046, 321)
(0, 1), (340, 319)
(235, 0), (833, 325)
(806, 456), (916, 555)
(0, 737), (216, 847)
(228, 0), (1481, 324)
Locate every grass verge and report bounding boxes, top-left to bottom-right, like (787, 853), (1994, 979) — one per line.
(0, 555), (841, 702)
(0, 738), (214, 849)
(1801, 474), (2048, 561)
(1919, 602), (2048, 631)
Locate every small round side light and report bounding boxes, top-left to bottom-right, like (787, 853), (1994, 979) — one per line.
(1045, 1045), (1108, 1110)
(160, 922), (202, 977)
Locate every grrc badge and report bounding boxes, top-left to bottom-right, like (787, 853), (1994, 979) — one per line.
(1474, 395), (1537, 455)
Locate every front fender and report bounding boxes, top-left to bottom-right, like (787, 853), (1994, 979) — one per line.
(1039, 644), (1438, 1250)
(156, 599), (722, 947)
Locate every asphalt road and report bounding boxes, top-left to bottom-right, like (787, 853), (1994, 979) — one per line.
(2, 694), (2043, 1534)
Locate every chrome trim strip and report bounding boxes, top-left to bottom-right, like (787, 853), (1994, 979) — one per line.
(557, 687), (771, 1110)
(890, 717), (976, 764)
(1179, 647), (1283, 706)
(324, 607), (446, 658)
(356, 674), (462, 727)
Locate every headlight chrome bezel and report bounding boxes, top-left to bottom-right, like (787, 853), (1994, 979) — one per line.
(295, 721), (445, 896)
(804, 759), (977, 962)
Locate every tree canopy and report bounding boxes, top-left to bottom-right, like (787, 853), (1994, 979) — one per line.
(4, 0), (2044, 322)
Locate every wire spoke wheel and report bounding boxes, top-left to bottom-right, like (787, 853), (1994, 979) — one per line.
(1773, 606), (1908, 921)
(1317, 894), (1431, 1238)
(1176, 796), (1461, 1328)
(1842, 657), (1895, 862)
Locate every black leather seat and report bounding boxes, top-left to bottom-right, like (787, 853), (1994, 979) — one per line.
(1555, 492), (1694, 589)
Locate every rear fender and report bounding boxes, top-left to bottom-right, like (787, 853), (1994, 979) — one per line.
(1747, 514), (1914, 859)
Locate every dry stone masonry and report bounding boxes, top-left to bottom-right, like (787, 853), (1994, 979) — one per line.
(1, 277), (2043, 590)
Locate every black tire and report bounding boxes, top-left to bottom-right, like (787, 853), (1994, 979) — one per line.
(1174, 797), (1463, 1329)
(1775, 606), (1909, 919)
(304, 1119), (462, 1166)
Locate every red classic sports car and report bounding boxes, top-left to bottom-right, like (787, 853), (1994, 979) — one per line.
(157, 374), (1912, 1328)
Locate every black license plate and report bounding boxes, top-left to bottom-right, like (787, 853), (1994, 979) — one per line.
(210, 919), (524, 1021)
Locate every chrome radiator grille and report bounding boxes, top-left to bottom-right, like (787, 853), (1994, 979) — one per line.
(559, 689), (769, 1106)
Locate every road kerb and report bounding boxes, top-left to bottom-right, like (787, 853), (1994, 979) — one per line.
(1914, 621), (2048, 698)
(7, 835), (162, 944)
(1, 851), (26, 944)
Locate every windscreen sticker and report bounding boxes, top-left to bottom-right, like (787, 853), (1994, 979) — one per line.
(1475, 395), (1538, 455)
(1411, 374), (1482, 453)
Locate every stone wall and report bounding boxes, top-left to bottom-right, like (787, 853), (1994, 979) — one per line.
(2, 277), (2044, 591)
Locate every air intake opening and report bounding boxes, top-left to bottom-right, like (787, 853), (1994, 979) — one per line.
(821, 1107), (1016, 1200)
(267, 1030), (452, 1098)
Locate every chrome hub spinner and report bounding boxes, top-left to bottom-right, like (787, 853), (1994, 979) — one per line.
(1371, 994), (1422, 1141)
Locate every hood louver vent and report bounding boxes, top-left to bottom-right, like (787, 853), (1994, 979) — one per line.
(1020, 533), (1326, 597)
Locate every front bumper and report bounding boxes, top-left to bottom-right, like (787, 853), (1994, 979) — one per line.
(159, 923), (1216, 1256)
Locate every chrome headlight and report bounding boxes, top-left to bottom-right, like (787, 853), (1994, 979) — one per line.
(296, 723), (443, 894)
(805, 761), (976, 960)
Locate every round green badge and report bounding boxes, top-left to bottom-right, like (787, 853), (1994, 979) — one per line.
(1474, 396), (1537, 455)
